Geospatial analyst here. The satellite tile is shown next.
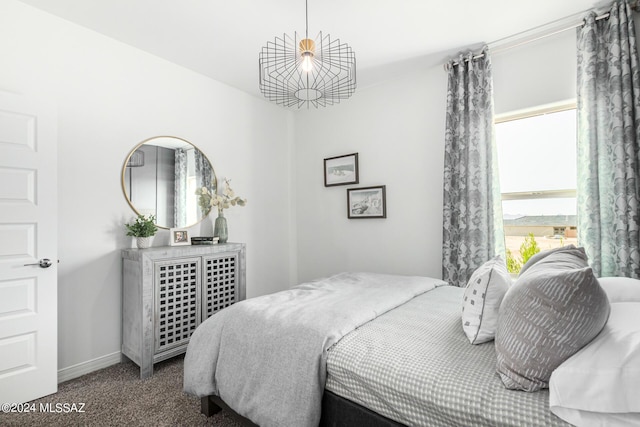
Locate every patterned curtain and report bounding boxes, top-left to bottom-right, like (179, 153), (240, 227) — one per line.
(195, 149), (215, 222)
(577, 0), (640, 278)
(442, 48), (505, 287)
(174, 148), (187, 228)
(194, 149), (214, 191)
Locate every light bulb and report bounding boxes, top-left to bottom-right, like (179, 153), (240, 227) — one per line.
(301, 53), (313, 72)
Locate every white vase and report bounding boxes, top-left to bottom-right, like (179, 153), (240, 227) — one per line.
(136, 236), (151, 249)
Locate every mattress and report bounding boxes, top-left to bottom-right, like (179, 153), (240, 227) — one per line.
(325, 286), (570, 427)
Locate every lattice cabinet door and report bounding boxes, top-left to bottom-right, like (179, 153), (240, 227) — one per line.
(154, 257), (201, 354)
(202, 252), (239, 319)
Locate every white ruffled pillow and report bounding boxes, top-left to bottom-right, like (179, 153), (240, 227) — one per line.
(549, 301), (640, 426)
(461, 256), (511, 344)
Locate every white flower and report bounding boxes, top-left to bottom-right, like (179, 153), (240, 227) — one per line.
(196, 177), (247, 216)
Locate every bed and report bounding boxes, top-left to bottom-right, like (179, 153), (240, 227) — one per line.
(183, 262), (640, 427)
(323, 285), (566, 426)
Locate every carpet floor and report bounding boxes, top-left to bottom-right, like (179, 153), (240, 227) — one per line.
(1, 356), (242, 427)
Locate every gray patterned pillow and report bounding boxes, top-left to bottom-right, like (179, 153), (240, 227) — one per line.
(518, 244), (578, 276)
(495, 246), (610, 392)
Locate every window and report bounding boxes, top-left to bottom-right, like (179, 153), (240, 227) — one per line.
(495, 105), (577, 273)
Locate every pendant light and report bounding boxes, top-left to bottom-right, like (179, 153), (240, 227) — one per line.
(258, 0), (356, 108)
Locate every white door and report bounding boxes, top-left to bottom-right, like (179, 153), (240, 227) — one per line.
(0, 92), (57, 403)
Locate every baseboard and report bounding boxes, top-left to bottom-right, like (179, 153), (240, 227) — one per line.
(57, 351), (122, 384)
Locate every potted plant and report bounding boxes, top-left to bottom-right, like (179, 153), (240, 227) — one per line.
(125, 214), (158, 248)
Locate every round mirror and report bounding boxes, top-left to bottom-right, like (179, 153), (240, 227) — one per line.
(122, 136), (216, 229)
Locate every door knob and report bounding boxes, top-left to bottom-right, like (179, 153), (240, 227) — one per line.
(24, 258), (53, 268)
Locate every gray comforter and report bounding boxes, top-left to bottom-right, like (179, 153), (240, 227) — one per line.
(183, 272), (446, 427)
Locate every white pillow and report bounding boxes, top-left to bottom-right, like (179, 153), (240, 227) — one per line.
(461, 256), (511, 344)
(598, 277), (640, 303)
(549, 301), (640, 426)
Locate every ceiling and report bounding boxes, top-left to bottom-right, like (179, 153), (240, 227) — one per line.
(18, 0), (602, 101)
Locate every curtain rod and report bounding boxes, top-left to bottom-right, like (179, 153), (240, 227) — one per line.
(444, 1), (638, 70)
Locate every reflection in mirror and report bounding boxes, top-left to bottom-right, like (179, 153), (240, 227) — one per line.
(122, 136), (216, 229)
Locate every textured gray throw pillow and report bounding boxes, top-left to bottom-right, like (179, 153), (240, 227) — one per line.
(495, 246), (610, 392)
(518, 244), (578, 276)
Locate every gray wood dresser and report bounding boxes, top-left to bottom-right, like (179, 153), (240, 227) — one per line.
(121, 243), (246, 378)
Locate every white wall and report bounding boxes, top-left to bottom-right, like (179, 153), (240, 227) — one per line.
(294, 66), (448, 282)
(293, 29), (579, 283)
(0, 0), (294, 372)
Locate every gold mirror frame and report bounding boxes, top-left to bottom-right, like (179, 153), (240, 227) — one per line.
(121, 136), (217, 229)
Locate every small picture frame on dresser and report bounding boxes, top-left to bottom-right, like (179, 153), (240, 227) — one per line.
(169, 228), (190, 246)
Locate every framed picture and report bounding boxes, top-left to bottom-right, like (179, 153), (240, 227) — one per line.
(347, 185), (386, 219)
(169, 228), (190, 246)
(324, 153), (359, 187)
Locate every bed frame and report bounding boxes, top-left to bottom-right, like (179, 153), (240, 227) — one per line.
(201, 390), (405, 427)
